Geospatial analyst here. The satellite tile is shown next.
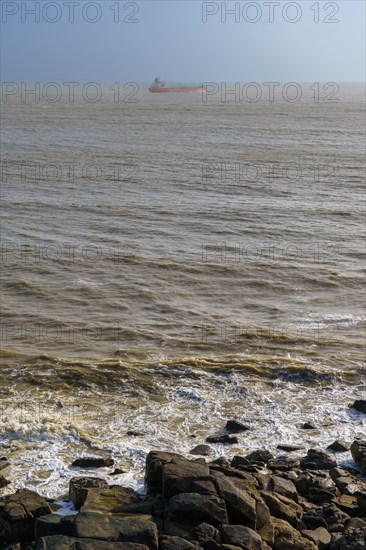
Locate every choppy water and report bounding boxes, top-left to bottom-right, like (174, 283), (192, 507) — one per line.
(1, 85), (365, 498)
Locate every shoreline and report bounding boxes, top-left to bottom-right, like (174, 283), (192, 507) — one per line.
(1, 409), (366, 549)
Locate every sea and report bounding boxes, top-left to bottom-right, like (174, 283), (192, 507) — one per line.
(1, 83), (365, 500)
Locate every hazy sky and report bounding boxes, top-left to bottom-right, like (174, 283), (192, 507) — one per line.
(1, 0), (365, 82)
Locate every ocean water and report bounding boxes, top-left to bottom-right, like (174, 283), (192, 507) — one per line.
(1, 85), (365, 498)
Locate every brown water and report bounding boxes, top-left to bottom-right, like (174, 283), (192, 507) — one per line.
(0, 85), (365, 499)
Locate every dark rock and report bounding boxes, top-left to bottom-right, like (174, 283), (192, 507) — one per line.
(111, 468), (127, 475)
(68, 477), (108, 509)
(261, 491), (303, 527)
(268, 456), (300, 471)
(169, 493), (228, 525)
(80, 486), (140, 513)
(73, 512), (159, 549)
(326, 440), (349, 453)
(163, 516), (197, 541)
(225, 421), (250, 434)
(307, 488), (335, 504)
(329, 527), (366, 549)
(0, 475), (11, 488)
(350, 439), (366, 474)
(221, 525), (263, 550)
(36, 536), (150, 549)
(206, 435), (238, 445)
(350, 399), (366, 414)
(210, 458), (231, 468)
(272, 518), (317, 549)
(245, 450), (273, 465)
(212, 471), (256, 527)
(189, 445), (211, 456)
(195, 522), (221, 545)
(191, 479), (218, 496)
(301, 527), (331, 548)
(71, 457), (114, 468)
(302, 423), (317, 430)
(277, 445), (304, 452)
(127, 431), (146, 436)
(0, 489), (52, 544)
(35, 514), (74, 539)
(231, 456), (250, 469)
(145, 452), (210, 497)
(269, 476), (298, 502)
(160, 535), (197, 550)
(332, 494), (359, 516)
(300, 449), (337, 470)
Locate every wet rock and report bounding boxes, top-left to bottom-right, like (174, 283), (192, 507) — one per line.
(80, 486), (140, 513)
(302, 526), (331, 548)
(111, 468), (127, 475)
(127, 431), (146, 437)
(261, 491), (303, 527)
(225, 421), (250, 434)
(221, 525), (263, 550)
(169, 493), (228, 525)
(300, 449), (337, 470)
(350, 439), (366, 474)
(0, 489), (52, 544)
(145, 452), (209, 497)
(245, 450), (274, 465)
(163, 461), (211, 499)
(160, 535), (197, 550)
(71, 457), (114, 468)
(277, 445), (304, 452)
(206, 435), (238, 445)
(230, 456), (250, 469)
(302, 423), (317, 430)
(326, 440), (350, 453)
(210, 457), (231, 468)
(268, 456), (300, 471)
(272, 518), (317, 549)
(35, 514), (74, 539)
(189, 445), (211, 456)
(69, 477), (108, 509)
(73, 511), (159, 549)
(0, 475), (11, 488)
(350, 399), (366, 414)
(212, 471), (257, 527)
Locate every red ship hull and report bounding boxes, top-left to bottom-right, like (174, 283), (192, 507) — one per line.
(149, 86), (204, 93)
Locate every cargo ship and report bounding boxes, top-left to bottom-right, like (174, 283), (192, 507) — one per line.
(149, 77), (204, 93)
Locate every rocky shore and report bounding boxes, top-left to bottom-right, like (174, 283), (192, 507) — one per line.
(1, 411), (366, 549)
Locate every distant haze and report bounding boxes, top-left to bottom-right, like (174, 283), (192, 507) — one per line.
(1, 0), (365, 83)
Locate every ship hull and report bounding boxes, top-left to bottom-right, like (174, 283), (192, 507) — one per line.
(149, 86), (204, 93)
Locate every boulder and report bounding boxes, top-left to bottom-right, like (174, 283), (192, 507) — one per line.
(350, 440), (366, 474)
(159, 536), (197, 550)
(301, 423), (316, 430)
(269, 476), (298, 503)
(189, 445), (211, 456)
(268, 457), (300, 471)
(35, 514), (74, 539)
(169, 493), (228, 525)
(221, 525), (263, 550)
(231, 457), (250, 469)
(212, 471), (257, 527)
(206, 435), (238, 445)
(69, 477), (108, 509)
(350, 400), (366, 414)
(0, 489), (52, 544)
(73, 512), (158, 549)
(0, 475), (11, 488)
(261, 491), (303, 527)
(302, 527), (331, 548)
(36, 536), (150, 549)
(195, 522), (221, 545)
(80, 486), (140, 513)
(326, 440), (349, 453)
(245, 451), (273, 465)
(300, 449), (337, 470)
(272, 518), (317, 549)
(71, 457), (114, 468)
(225, 421), (250, 434)
(276, 445), (304, 452)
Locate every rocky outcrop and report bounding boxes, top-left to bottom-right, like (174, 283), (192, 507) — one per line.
(350, 440), (366, 474)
